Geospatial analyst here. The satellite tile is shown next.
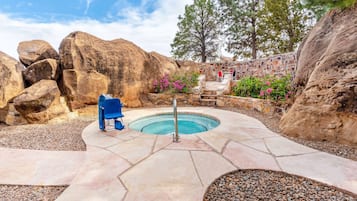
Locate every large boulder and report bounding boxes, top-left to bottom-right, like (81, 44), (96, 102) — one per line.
(0, 51), (25, 122)
(62, 69), (109, 109)
(280, 5), (357, 145)
(17, 40), (59, 66)
(13, 80), (68, 123)
(23, 59), (59, 85)
(59, 31), (189, 108)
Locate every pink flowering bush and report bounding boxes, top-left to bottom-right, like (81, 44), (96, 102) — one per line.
(172, 80), (185, 92)
(234, 75), (292, 101)
(153, 74), (170, 92)
(152, 72), (199, 94)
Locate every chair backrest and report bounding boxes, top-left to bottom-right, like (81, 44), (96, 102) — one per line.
(103, 98), (123, 115)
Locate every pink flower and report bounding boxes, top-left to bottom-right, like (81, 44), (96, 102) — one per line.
(265, 81), (271, 86)
(259, 90), (265, 97)
(266, 88), (273, 94)
(172, 80), (185, 91)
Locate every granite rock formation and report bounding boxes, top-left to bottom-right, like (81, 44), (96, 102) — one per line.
(17, 40), (59, 66)
(13, 80), (67, 123)
(280, 5), (357, 145)
(59, 31), (195, 108)
(23, 59), (59, 85)
(0, 51), (25, 122)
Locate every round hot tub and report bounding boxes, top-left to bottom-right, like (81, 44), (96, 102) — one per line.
(129, 113), (219, 135)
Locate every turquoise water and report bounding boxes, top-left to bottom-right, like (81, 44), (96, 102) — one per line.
(129, 113), (219, 135)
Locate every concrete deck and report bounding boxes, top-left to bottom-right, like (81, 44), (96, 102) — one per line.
(0, 107), (356, 200)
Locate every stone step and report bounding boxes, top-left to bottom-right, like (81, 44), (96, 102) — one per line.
(202, 90), (217, 95)
(200, 94), (217, 97)
(200, 99), (217, 102)
(200, 101), (216, 107)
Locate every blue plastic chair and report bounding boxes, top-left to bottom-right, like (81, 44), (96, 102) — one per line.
(103, 99), (124, 120)
(99, 98), (125, 131)
(115, 120), (125, 130)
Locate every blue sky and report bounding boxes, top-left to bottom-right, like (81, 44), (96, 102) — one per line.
(0, 0), (193, 58)
(0, 0), (157, 22)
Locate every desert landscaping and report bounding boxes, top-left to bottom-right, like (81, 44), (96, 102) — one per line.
(0, 1), (356, 201)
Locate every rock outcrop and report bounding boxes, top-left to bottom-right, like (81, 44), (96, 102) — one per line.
(59, 31), (193, 108)
(17, 40), (59, 66)
(23, 59), (59, 85)
(13, 80), (67, 123)
(280, 5), (357, 145)
(0, 51), (25, 122)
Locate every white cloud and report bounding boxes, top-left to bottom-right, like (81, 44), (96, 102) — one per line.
(84, 0), (93, 15)
(0, 0), (192, 59)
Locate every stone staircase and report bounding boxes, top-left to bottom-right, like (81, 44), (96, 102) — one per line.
(200, 90), (217, 106)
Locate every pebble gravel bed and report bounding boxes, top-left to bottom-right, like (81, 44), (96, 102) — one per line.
(204, 169), (357, 201)
(0, 185), (67, 201)
(0, 119), (92, 151)
(0, 119), (93, 201)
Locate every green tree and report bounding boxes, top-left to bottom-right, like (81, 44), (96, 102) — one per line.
(302, 0), (357, 19)
(219, 0), (264, 59)
(171, 0), (220, 62)
(261, 0), (313, 54)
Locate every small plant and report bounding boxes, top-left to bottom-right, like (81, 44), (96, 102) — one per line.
(153, 74), (170, 93)
(233, 76), (264, 98)
(233, 75), (292, 101)
(152, 72), (199, 94)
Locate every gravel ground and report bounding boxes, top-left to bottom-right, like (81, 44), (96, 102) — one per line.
(219, 107), (357, 161)
(0, 185), (67, 201)
(0, 119), (93, 201)
(0, 119), (92, 151)
(204, 169), (357, 201)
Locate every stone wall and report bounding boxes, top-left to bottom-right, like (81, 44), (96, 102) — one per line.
(200, 52), (296, 81)
(145, 93), (282, 117)
(216, 95), (282, 116)
(144, 93), (201, 106)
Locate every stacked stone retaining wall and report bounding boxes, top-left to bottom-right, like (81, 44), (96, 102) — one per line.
(145, 93), (283, 117)
(200, 52), (296, 81)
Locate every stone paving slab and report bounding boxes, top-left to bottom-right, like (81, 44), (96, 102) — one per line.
(197, 131), (229, 153)
(82, 122), (122, 148)
(120, 150), (202, 191)
(264, 136), (318, 156)
(238, 139), (270, 153)
(165, 135), (212, 151)
(56, 146), (131, 200)
(153, 135), (172, 152)
(0, 148), (85, 185)
(191, 151), (236, 187)
(1, 107), (356, 200)
(277, 152), (357, 194)
(107, 134), (156, 164)
(223, 141), (281, 171)
(56, 179), (127, 201)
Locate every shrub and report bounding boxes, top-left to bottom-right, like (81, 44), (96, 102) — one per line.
(233, 75), (292, 101)
(233, 76), (264, 98)
(153, 74), (170, 93)
(153, 72), (199, 93)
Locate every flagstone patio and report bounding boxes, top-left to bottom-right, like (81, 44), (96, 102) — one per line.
(0, 107), (356, 200)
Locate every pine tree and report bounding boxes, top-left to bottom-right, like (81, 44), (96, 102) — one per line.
(170, 0), (220, 62)
(261, 0), (313, 54)
(219, 0), (264, 59)
(302, 0), (357, 19)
